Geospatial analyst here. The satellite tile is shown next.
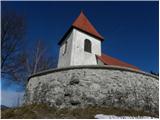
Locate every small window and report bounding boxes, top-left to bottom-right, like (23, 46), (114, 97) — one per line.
(84, 39), (91, 53)
(63, 41), (67, 55)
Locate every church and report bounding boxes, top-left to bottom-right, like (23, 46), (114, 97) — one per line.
(25, 11), (158, 115)
(58, 11), (138, 70)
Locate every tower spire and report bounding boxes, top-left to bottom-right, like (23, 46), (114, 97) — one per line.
(72, 11), (104, 40)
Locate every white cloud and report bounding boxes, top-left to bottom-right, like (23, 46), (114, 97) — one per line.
(1, 90), (24, 107)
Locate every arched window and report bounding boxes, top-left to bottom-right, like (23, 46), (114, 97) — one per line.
(84, 39), (92, 53)
(63, 41), (67, 55)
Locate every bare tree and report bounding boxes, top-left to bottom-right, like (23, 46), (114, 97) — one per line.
(25, 40), (56, 74)
(17, 40), (57, 84)
(1, 11), (25, 79)
(1, 10), (57, 85)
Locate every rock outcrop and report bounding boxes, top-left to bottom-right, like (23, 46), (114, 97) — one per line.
(24, 65), (159, 114)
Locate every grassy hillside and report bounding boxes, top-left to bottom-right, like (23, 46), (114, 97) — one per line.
(1, 104), (158, 119)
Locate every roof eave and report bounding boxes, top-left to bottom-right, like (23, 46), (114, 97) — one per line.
(96, 54), (139, 70)
(58, 27), (104, 45)
(58, 27), (73, 45)
(73, 26), (104, 41)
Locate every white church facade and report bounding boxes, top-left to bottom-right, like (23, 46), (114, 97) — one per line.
(58, 28), (101, 67)
(58, 11), (138, 70)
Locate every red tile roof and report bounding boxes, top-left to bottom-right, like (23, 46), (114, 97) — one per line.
(58, 11), (104, 45)
(72, 11), (104, 41)
(97, 53), (139, 70)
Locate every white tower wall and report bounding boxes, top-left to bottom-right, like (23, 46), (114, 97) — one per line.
(58, 30), (73, 68)
(58, 28), (101, 68)
(70, 28), (101, 66)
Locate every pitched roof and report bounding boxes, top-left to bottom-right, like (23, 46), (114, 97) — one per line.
(97, 53), (139, 70)
(72, 11), (104, 40)
(58, 11), (104, 45)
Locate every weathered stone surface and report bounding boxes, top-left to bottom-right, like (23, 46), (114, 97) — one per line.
(24, 65), (159, 114)
(70, 75), (80, 85)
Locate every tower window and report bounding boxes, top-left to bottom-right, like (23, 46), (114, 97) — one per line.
(84, 39), (92, 53)
(63, 41), (67, 55)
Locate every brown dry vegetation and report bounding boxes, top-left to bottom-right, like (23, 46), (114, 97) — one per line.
(1, 104), (158, 119)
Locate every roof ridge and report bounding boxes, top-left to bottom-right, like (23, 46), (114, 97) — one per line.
(72, 11), (104, 40)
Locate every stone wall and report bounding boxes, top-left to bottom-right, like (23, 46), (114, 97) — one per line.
(24, 65), (159, 114)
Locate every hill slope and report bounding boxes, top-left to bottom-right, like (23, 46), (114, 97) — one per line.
(1, 105), (9, 110)
(1, 104), (158, 119)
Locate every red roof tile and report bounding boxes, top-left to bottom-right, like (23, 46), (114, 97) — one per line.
(72, 11), (104, 40)
(58, 11), (104, 45)
(97, 53), (139, 70)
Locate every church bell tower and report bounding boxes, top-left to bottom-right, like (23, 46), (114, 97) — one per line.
(58, 11), (104, 68)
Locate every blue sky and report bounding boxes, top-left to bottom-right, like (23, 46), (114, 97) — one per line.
(1, 1), (159, 106)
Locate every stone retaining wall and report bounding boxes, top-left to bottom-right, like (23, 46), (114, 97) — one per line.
(24, 65), (159, 114)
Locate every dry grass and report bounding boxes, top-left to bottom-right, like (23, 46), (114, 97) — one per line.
(1, 104), (158, 119)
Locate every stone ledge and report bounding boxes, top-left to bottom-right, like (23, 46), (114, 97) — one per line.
(28, 65), (159, 81)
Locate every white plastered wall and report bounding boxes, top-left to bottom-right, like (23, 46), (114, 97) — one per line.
(58, 28), (102, 68)
(70, 28), (101, 66)
(58, 30), (73, 68)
